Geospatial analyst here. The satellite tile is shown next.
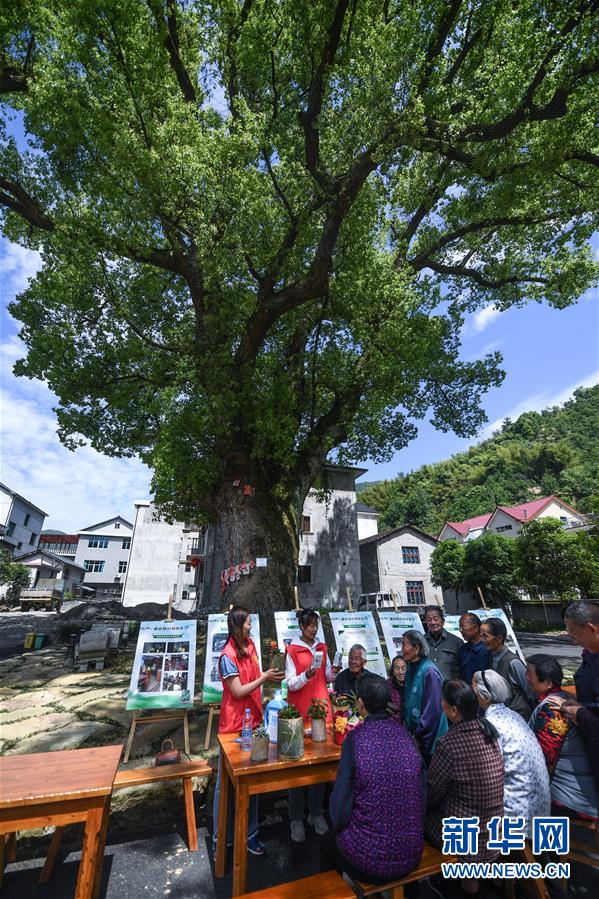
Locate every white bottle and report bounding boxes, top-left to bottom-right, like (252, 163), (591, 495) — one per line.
(241, 708), (252, 751)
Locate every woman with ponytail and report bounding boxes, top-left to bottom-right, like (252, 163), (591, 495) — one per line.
(285, 607), (341, 843)
(425, 680), (504, 892)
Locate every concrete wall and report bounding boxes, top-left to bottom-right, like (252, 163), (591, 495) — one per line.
(75, 518), (132, 585)
(357, 512), (378, 541)
(122, 503), (198, 611)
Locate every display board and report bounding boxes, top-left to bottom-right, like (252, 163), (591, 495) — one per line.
(328, 611), (386, 678)
(273, 610), (325, 652)
(470, 607), (524, 661)
(443, 615), (465, 641)
(201, 612), (262, 704)
(378, 611), (424, 659)
(126, 620), (196, 710)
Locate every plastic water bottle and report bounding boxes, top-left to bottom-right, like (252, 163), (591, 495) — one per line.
(241, 709), (253, 751)
(281, 679), (288, 701)
(264, 689), (287, 743)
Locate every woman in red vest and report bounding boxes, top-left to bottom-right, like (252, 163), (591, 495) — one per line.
(212, 606), (283, 861)
(286, 608), (341, 842)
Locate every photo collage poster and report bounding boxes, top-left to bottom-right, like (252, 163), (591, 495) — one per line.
(378, 611), (424, 660)
(126, 620), (196, 710)
(202, 612), (261, 704)
(273, 610), (325, 653)
(328, 611), (387, 677)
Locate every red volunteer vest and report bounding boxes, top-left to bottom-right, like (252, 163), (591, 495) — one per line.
(218, 637), (263, 733)
(286, 641), (332, 724)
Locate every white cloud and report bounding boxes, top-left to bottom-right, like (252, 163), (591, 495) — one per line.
(467, 304), (501, 335)
(0, 241), (41, 294)
(480, 370), (599, 439)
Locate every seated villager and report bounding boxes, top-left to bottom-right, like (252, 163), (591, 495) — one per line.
(427, 680), (504, 895)
(526, 654), (598, 819)
(334, 644), (377, 697)
(472, 670), (550, 831)
(402, 630), (448, 765)
(388, 654), (406, 722)
(480, 618), (535, 719)
(321, 676), (424, 885)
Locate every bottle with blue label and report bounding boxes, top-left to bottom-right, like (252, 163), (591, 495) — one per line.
(241, 708), (253, 751)
(263, 688), (287, 743)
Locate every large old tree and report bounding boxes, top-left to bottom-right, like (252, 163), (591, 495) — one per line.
(1, 1), (597, 610)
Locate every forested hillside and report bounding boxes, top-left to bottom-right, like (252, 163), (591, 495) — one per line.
(359, 385), (599, 535)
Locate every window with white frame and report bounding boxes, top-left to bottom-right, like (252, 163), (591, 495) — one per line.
(88, 537), (109, 549)
(496, 525), (512, 533)
(29, 532), (37, 545)
(406, 580), (425, 604)
(114, 522), (120, 529)
(118, 561), (127, 573)
(402, 546), (420, 564)
(122, 537), (131, 549)
(84, 560), (105, 572)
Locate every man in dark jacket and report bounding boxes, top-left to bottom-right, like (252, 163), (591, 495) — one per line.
(480, 617), (535, 720)
(423, 606), (462, 681)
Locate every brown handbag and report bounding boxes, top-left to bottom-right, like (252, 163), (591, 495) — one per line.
(154, 738), (181, 766)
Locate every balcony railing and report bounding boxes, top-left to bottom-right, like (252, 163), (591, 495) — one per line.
(187, 534), (207, 558)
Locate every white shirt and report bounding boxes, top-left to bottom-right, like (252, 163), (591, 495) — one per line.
(285, 636), (336, 692)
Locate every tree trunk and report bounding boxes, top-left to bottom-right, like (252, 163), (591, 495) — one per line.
(203, 474), (300, 614)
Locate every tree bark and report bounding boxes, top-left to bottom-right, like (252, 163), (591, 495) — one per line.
(203, 473), (300, 614)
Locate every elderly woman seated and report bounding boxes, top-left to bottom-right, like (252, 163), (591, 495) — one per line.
(472, 670), (550, 831)
(402, 629), (448, 765)
(321, 676), (425, 885)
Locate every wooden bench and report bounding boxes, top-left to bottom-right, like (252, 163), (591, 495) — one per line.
(239, 870), (355, 898)
(355, 842), (455, 898)
(38, 759), (212, 885)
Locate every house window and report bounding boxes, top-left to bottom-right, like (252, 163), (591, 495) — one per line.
(6, 521), (15, 536)
(29, 532), (37, 545)
(114, 575), (121, 582)
(24, 513), (30, 526)
(118, 561), (127, 574)
(297, 565), (312, 584)
(406, 580), (425, 605)
(182, 590), (188, 600)
(496, 525), (512, 533)
(402, 546), (420, 564)
(17, 542), (22, 550)
(114, 522), (120, 529)
(185, 564), (192, 572)
(88, 537), (109, 548)
(301, 516), (312, 534)
(122, 537), (131, 550)
(84, 560), (105, 573)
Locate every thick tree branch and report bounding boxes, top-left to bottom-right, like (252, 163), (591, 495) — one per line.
(225, 0), (254, 119)
(413, 256), (550, 289)
(0, 177), (54, 230)
(416, 0), (463, 94)
(147, 0), (197, 104)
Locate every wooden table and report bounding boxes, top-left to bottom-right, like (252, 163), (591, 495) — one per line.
(216, 729), (341, 896)
(0, 744), (123, 898)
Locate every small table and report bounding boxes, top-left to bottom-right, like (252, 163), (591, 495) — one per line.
(0, 744), (123, 898)
(216, 729), (341, 896)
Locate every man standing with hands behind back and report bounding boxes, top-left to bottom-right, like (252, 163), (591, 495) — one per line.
(424, 606), (462, 681)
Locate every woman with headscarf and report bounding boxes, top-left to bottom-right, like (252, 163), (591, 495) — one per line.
(472, 669), (550, 831)
(401, 629), (448, 765)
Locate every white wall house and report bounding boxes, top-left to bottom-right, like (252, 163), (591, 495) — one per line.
(0, 482), (47, 558)
(121, 502), (206, 612)
(17, 549), (86, 596)
(74, 516), (133, 594)
(356, 502), (380, 540)
(439, 496), (586, 543)
(359, 524), (441, 608)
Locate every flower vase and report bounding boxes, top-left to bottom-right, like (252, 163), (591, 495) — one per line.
(311, 718), (327, 742)
(250, 732), (270, 762)
(333, 710), (350, 745)
(277, 717), (304, 760)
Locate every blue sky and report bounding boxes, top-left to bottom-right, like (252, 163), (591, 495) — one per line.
(2, 233), (597, 531)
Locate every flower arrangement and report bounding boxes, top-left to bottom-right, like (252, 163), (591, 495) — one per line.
(307, 698), (328, 720)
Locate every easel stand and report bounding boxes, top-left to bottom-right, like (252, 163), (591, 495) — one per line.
(203, 704), (221, 750)
(124, 709), (191, 763)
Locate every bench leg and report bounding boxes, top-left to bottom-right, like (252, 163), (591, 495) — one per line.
(39, 825), (67, 884)
(183, 711), (191, 756)
(6, 833), (16, 864)
(183, 777), (198, 852)
(390, 887), (405, 899)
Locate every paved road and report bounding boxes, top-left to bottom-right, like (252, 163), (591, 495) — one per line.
(515, 631), (583, 670)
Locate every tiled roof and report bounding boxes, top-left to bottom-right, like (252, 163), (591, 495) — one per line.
(39, 534), (79, 544)
(444, 513), (493, 536)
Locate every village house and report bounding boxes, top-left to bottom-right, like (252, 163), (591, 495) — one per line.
(438, 495), (586, 543)
(359, 524), (442, 609)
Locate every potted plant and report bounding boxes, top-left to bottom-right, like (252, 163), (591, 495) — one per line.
(331, 693), (355, 746)
(268, 640), (286, 674)
(307, 698), (328, 742)
(250, 724), (270, 762)
(277, 704), (304, 760)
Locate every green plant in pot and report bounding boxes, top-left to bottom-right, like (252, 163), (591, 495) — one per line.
(250, 724), (270, 762)
(277, 704), (304, 760)
(307, 698), (329, 742)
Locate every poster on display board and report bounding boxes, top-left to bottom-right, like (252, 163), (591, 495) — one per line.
(378, 611), (424, 659)
(443, 615), (465, 642)
(274, 610), (325, 653)
(328, 612), (386, 678)
(201, 613), (262, 704)
(470, 608), (524, 661)
(126, 620), (197, 710)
